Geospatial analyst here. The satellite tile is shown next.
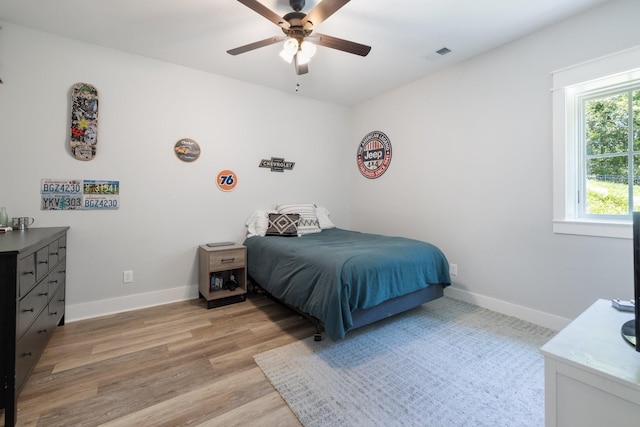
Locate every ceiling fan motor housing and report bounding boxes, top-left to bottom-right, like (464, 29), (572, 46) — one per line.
(282, 12), (311, 39)
(290, 0), (306, 12)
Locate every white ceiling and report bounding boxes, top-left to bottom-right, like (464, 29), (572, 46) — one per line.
(0, 0), (608, 106)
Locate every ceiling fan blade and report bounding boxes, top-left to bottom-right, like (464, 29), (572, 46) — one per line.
(302, 0), (350, 30)
(294, 56), (309, 75)
(227, 36), (284, 55)
(314, 33), (371, 56)
(237, 0), (290, 29)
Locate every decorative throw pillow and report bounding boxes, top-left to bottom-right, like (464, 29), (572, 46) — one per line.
(315, 206), (336, 229)
(266, 213), (300, 237)
(245, 210), (273, 237)
(276, 203), (322, 235)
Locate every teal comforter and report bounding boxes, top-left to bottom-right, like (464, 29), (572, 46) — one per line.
(244, 228), (451, 340)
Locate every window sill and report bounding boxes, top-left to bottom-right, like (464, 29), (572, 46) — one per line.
(553, 219), (631, 239)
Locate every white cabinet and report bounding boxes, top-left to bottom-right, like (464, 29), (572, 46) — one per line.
(540, 299), (640, 427)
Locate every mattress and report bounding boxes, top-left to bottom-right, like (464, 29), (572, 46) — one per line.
(244, 228), (451, 340)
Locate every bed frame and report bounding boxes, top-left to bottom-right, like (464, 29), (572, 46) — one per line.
(261, 281), (445, 341)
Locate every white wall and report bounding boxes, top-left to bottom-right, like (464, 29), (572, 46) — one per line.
(350, 0), (640, 329)
(3, 0), (638, 329)
(0, 22), (352, 320)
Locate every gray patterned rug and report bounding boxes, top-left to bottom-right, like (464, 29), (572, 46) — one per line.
(254, 297), (556, 427)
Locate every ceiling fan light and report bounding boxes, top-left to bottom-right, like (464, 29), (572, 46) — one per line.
(297, 52), (312, 65)
(280, 37), (299, 63)
(300, 40), (317, 58)
(279, 49), (295, 63)
(283, 38), (299, 54)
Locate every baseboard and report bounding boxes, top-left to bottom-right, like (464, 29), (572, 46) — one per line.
(65, 284), (570, 331)
(66, 284), (200, 322)
(444, 287), (571, 331)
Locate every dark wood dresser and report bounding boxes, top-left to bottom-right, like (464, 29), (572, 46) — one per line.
(0, 227), (68, 426)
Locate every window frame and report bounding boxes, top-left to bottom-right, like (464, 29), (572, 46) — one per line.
(552, 45), (640, 239)
(578, 84), (639, 220)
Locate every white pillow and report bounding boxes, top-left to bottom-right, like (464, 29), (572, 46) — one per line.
(245, 210), (272, 237)
(316, 206), (336, 229)
(276, 203), (322, 235)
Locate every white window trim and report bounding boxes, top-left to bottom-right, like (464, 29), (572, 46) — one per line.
(552, 45), (640, 239)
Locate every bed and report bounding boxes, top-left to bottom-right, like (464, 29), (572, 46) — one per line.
(243, 219), (451, 340)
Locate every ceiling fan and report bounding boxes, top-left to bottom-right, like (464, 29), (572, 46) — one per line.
(227, 0), (371, 75)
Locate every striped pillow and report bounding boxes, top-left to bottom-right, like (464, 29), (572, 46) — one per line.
(276, 203), (322, 235)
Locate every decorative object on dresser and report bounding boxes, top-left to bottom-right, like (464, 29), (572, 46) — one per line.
(0, 227), (69, 426)
(198, 243), (247, 309)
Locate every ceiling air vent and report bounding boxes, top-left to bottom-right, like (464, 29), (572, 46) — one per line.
(436, 47), (451, 56)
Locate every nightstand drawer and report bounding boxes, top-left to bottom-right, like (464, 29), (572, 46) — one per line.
(207, 248), (246, 270)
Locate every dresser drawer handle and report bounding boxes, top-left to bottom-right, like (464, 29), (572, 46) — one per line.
(22, 351), (33, 357)
(50, 251), (59, 255)
(221, 258), (236, 263)
(49, 279), (58, 284)
(39, 260), (49, 265)
(38, 328), (47, 333)
(22, 307), (34, 313)
(23, 271), (35, 276)
(50, 311), (58, 316)
(39, 292), (49, 297)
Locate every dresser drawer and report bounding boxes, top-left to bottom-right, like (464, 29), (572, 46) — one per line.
(16, 311), (51, 392)
(207, 248), (246, 270)
(49, 285), (65, 327)
(48, 239), (60, 267)
(58, 235), (67, 260)
(17, 280), (49, 339)
(18, 254), (36, 297)
(47, 262), (66, 299)
(36, 246), (50, 281)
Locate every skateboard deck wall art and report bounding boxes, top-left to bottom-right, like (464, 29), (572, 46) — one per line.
(70, 83), (99, 160)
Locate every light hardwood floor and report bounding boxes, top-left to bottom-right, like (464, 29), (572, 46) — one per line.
(2, 294), (315, 427)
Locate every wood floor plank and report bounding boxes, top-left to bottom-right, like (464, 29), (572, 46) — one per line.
(2, 294), (314, 426)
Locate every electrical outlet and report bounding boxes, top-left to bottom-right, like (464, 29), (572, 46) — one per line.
(123, 270), (133, 283)
(449, 264), (458, 276)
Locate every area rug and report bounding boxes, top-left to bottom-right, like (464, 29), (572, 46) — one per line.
(254, 297), (557, 427)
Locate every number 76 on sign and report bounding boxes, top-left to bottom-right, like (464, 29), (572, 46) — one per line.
(216, 170), (238, 192)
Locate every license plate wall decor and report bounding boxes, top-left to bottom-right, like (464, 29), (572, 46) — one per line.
(41, 179), (120, 210)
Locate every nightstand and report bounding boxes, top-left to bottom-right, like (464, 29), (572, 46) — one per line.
(198, 244), (247, 309)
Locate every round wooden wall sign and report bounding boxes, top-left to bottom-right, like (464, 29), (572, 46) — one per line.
(174, 138), (201, 162)
(357, 131), (392, 179)
(216, 170), (238, 192)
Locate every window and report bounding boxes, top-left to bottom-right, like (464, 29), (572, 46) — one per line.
(553, 46), (640, 238)
(580, 85), (640, 217)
